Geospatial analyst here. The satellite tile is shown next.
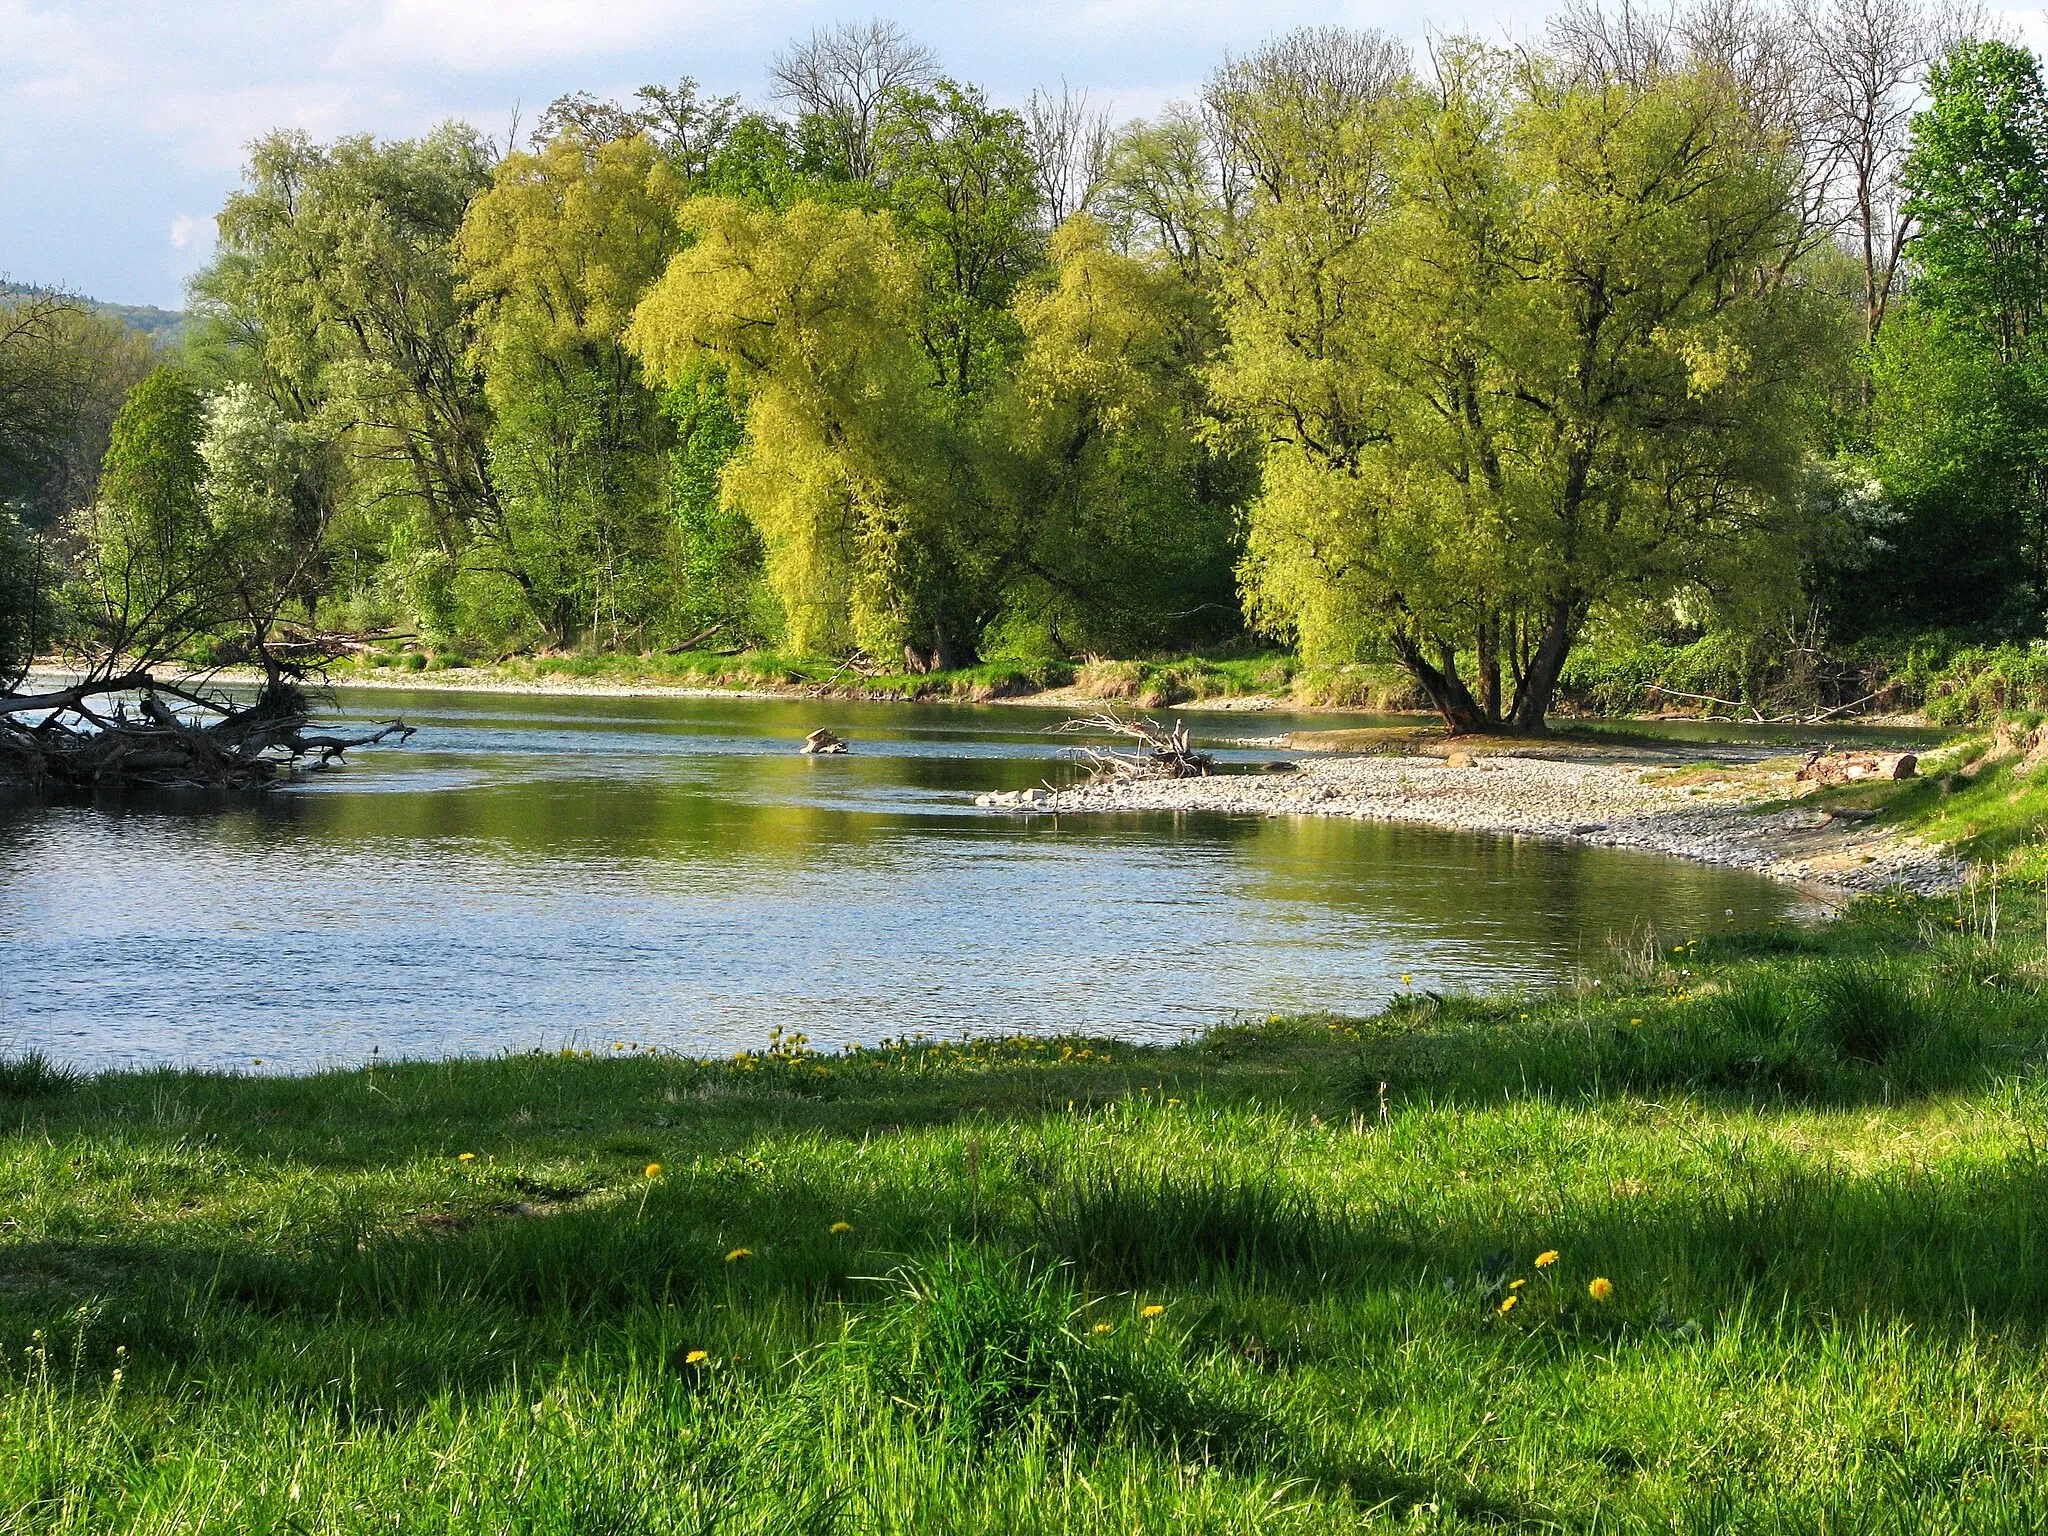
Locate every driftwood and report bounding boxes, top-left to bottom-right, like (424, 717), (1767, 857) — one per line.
(1793, 745), (1917, 787)
(1050, 710), (1215, 782)
(0, 674), (414, 791)
(801, 728), (848, 755)
(1646, 682), (1898, 724)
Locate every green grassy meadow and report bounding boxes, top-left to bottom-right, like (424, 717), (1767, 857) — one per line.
(7, 892), (2048, 1531)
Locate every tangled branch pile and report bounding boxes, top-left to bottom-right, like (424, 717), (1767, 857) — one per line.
(1051, 711), (1214, 783)
(0, 674), (413, 791)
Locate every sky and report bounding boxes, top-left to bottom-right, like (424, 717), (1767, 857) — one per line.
(4, 0), (2044, 311)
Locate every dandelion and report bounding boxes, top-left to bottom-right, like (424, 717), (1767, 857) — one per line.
(830, 1221), (853, 1235)
(1498, 1294), (1518, 1314)
(725, 1248), (753, 1263)
(1534, 1250), (1558, 1268)
(1588, 1276), (1614, 1301)
(457, 1152), (476, 1163)
(685, 1350), (709, 1365)
(1509, 1278), (1526, 1291)
(1091, 1322), (1113, 1335)
(645, 1163), (662, 1179)
(1140, 1304), (1165, 1319)
(1401, 974), (1413, 986)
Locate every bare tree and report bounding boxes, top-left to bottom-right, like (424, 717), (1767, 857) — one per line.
(768, 19), (938, 181)
(1796, 0), (1970, 349)
(1025, 82), (1112, 227)
(1205, 27), (1411, 201)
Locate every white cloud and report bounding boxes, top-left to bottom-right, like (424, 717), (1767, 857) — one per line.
(168, 213), (205, 250)
(333, 0), (749, 73)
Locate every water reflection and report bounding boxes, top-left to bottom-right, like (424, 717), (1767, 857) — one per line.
(0, 688), (1816, 1071)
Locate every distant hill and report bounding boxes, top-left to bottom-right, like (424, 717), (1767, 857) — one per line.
(1, 283), (190, 347)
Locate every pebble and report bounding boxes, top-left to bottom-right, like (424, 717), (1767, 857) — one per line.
(1003, 755), (1964, 896)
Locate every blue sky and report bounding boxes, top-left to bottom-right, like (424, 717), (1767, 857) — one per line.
(4, 1), (2042, 310)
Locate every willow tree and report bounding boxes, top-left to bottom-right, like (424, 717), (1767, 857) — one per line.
(626, 198), (948, 661)
(1231, 41), (1828, 732)
(999, 216), (1243, 651)
(206, 126), (500, 636)
(456, 127), (684, 646)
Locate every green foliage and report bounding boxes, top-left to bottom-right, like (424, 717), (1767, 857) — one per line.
(1238, 49), (1835, 732)
(664, 368), (766, 642)
(1832, 42), (2048, 642)
(1558, 630), (1765, 715)
(0, 511), (52, 688)
(456, 127), (684, 647)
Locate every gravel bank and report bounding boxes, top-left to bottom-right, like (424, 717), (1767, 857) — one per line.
(1036, 752), (1966, 896)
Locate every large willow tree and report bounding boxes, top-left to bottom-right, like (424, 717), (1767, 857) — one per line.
(626, 198), (946, 661)
(1230, 42), (1831, 731)
(456, 128), (685, 647)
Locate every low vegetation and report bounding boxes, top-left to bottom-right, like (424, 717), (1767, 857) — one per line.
(9, 889), (2048, 1530)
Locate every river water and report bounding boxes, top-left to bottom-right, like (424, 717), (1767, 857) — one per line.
(0, 687), (1826, 1071)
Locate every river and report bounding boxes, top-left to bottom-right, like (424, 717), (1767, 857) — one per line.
(0, 687), (1829, 1071)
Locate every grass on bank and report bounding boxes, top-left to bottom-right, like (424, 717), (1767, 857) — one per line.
(330, 642), (1424, 711)
(8, 891), (2048, 1530)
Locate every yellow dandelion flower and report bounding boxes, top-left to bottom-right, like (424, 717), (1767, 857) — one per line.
(457, 1152), (476, 1163)
(1498, 1294), (1518, 1314)
(725, 1248), (753, 1263)
(1509, 1278), (1526, 1291)
(1091, 1322), (1113, 1335)
(684, 1349), (709, 1365)
(1140, 1304), (1165, 1319)
(830, 1221), (853, 1235)
(1534, 1250), (1558, 1268)
(1588, 1276), (1614, 1301)
(645, 1163), (662, 1179)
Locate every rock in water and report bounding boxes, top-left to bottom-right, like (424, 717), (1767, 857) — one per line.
(801, 728), (848, 755)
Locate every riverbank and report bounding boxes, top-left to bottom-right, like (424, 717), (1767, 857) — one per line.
(1037, 745), (1970, 896)
(6, 887), (2048, 1530)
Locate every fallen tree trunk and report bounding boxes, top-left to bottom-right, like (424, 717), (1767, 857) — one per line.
(0, 674), (413, 791)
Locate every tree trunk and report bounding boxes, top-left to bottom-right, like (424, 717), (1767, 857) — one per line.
(1476, 608), (1502, 726)
(1390, 630), (1490, 734)
(930, 618), (961, 674)
(1506, 597), (1581, 734)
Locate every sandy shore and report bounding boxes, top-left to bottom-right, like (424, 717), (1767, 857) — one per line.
(1027, 750), (1965, 897)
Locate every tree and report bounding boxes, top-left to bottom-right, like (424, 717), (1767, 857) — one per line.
(0, 511), (50, 692)
(1230, 47), (1830, 732)
(769, 21), (938, 182)
(875, 80), (1043, 402)
(1097, 109), (1229, 284)
(0, 292), (92, 513)
(664, 368), (765, 644)
(627, 198), (944, 660)
(1870, 39), (2048, 621)
(455, 127), (685, 646)
(195, 383), (335, 678)
(206, 126), (504, 635)
(1024, 84), (1111, 227)
(998, 216), (1243, 652)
